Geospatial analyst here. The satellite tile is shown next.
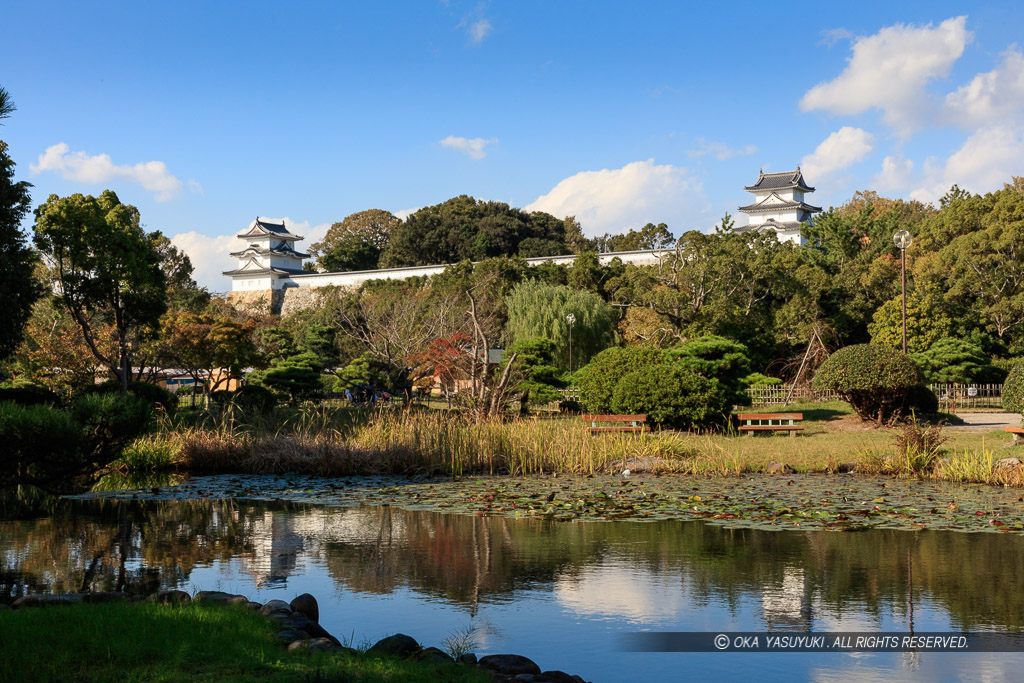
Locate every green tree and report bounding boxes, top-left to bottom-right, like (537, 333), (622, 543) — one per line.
(910, 337), (991, 384)
(812, 344), (922, 425)
(867, 292), (953, 355)
(164, 312), (259, 408)
(611, 363), (730, 430)
(665, 335), (751, 407)
(254, 351), (321, 403)
(505, 337), (565, 414)
(309, 209), (402, 272)
(380, 195), (569, 267)
(575, 346), (664, 413)
(149, 231), (209, 312)
(505, 280), (618, 371)
(0, 87), (42, 361)
(33, 191), (167, 395)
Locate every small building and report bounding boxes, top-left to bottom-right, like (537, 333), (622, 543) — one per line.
(736, 168), (821, 245)
(223, 217), (309, 293)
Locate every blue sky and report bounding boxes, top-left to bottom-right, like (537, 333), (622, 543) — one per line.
(4, 1), (1024, 290)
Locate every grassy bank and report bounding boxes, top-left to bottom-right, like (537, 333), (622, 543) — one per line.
(109, 402), (1024, 487)
(0, 601), (487, 683)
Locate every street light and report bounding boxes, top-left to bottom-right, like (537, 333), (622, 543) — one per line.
(893, 230), (913, 354)
(566, 313), (576, 385)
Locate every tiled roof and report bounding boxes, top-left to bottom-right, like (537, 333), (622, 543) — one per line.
(739, 193), (821, 213)
(222, 265), (308, 277)
(230, 244), (310, 259)
(236, 217), (302, 240)
(744, 168), (815, 193)
(735, 218), (804, 233)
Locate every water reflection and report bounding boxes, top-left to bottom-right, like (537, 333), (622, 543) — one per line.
(3, 499), (1023, 681)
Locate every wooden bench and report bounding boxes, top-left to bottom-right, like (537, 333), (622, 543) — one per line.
(1006, 427), (1024, 443)
(736, 412), (804, 437)
(581, 414), (649, 434)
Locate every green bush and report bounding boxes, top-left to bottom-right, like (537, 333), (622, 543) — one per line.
(83, 380), (178, 414)
(0, 382), (62, 407)
(72, 393), (154, 471)
(576, 346), (664, 413)
(910, 337), (992, 384)
(813, 344), (922, 425)
(610, 363), (730, 430)
(904, 384), (939, 415)
(665, 335), (751, 407)
(0, 402), (81, 488)
(1005, 359), (1024, 415)
(219, 385), (277, 414)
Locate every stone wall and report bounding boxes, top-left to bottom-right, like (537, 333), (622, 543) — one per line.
(226, 289), (284, 315)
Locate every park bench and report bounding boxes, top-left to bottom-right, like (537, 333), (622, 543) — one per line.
(1006, 427), (1024, 443)
(581, 414), (649, 434)
(736, 412), (804, 437)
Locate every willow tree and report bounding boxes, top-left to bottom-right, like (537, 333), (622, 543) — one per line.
(504, 280), (617, 372)
(33, 191), (167, 395)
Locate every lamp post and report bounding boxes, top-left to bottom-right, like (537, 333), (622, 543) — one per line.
(566, 313), (576, 385)
(893, 230), (913, 354)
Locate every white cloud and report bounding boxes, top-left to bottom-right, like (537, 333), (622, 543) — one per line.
(944, 46), (1024, 127)
(871, 155), (916, 192)
(171, 216), (329, 292)
(686, 138), (757, 161)
(801, 127), (874, 179)
(468, 19), (491, 44)
(439, 135), (497, 160)
(524, 159), (711, 236)
(800, 16), (971, 135)
(819, 27), (853, 47)
(909, 126), (1024, 203)
(30, 142), (198, 202)
(393, 206), (420, 221)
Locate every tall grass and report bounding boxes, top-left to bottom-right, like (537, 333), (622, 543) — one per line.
(144, 407), (705, 477)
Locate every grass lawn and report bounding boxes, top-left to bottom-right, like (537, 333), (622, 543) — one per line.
(0, 602), (488, 683)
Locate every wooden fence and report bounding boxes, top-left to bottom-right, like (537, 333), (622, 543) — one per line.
(747, 383), (1005, 409)
(746, 385), (842, 406)
(929, 383), (1003, 410)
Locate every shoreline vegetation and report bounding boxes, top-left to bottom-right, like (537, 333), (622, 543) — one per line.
(109, 400), (1024, 489)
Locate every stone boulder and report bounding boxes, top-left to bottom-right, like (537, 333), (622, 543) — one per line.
(281, 613), (340, 645)
(277, 629), (311, 644)
(537, 671), (586, 683)
(368, 633), (420, 657)
(416, 647), (453, 663)
(12, 594), (84, 609)
(156, 590), (191, 605)
(288, 637), (341, 653)
(193, 591), (248, 606)
(996, 457), (1021, 469)
(82, 592), (127, 604)
(458, 652), (478, 666)
(259, 600), (293, 617)
(478, 654), (542, 677)
(290, 593), (319, 623)
(766, 462), (795, 475)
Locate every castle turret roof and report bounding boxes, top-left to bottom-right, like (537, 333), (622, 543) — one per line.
(744, 168), (815, 193)
(236, 217), (303, 241)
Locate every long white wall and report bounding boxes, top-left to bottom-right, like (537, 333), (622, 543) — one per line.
(263, 249), (671, 292)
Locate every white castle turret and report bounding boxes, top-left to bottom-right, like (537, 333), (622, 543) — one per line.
(736, 167), (820, 245)
(223, 217), (309, 292)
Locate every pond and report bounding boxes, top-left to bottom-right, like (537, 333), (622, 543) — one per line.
(3, 474), (1024, 682)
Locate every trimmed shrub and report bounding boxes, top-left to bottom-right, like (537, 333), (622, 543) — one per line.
(0, 381), (62, 407)
(575, 346), (664, 413)
(665, 335), (752, 407)
(813, 344), (922, 425)
(0, 402), (81, 488)
(904, 384), (939, 415)
(910, 337), (992, 384)
(611, 363), (730, 430)
(83, 380), (178, 414)
(1005, 359), (1024, 415)
(221, 385), (277, 415)
(72, 393), (154, 470)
